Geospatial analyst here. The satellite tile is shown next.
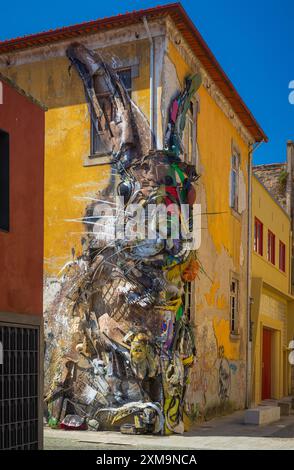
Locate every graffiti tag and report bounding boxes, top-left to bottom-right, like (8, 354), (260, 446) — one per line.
(218, 346), (231, 401)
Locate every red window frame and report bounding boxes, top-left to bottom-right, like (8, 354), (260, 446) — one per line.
(267, 230), (275, 265)
(254, 217), (263, 255)
(279, 241), (286, 272)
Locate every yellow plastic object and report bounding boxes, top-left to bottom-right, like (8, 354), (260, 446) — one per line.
(163, 395), (181, 435)
(182, 355), (194, 366)
(155, 297), (182, 312)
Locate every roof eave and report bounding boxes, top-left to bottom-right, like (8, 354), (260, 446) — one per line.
(0, 2), (267, 143)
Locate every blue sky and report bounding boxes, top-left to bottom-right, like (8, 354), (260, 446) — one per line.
(1, 0), (293, 164)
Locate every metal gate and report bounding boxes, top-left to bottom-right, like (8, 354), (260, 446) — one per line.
(0, 323), (40, 450)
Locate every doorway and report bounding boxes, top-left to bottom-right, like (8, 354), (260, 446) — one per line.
(262, 327), (272, 400)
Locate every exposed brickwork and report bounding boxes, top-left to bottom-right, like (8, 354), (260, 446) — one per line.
(253, 163), (287, 210)
(260, 294), (287, 347)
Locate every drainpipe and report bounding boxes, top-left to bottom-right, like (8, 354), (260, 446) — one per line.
(246, 139), (264, 408)
(143, 16), (155, 149)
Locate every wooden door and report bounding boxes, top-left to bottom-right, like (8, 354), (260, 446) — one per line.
(262, 328), (272, 400)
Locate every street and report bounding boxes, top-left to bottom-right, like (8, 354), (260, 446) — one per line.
(44, 410), (294, 450)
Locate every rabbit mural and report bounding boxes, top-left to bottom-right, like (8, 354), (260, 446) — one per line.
(45, 43), (202, 435)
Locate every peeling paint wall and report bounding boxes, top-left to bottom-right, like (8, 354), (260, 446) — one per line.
(163, 32), (250, 417)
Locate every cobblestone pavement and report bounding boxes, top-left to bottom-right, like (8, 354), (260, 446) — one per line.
(44, 409), (294, 450)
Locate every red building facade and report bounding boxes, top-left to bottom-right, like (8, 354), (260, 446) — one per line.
(0, 74), (45, 450)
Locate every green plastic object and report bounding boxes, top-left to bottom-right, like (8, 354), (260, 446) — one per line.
(171, 163), (185, 184)
(178, 74), (202, 135)
(48, 417), (59, 429)
(176, 305), (184, 321)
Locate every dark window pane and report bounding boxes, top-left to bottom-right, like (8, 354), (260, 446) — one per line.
(279, 241), (286, 272)
(117, 69), (132, 91)
(0, 129), (9, 231)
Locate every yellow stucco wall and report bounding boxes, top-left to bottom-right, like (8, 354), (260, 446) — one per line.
(166, 40), (250, 412)
(251, 176), (293, 403)
(252, 175), (291, 294)
(252, 290), (287, 402)
(2, 30), (254, 414)
(3, 38), (250, 278)
(167, 41), (249, 263)
(3, 41), (151, 275)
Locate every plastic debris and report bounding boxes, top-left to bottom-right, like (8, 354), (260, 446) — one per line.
(60, 414), (88, 431)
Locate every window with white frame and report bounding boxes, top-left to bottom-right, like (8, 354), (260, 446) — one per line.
(91, 68), (132, 156)
(230, 277), (239, 334)
(230, 152), (240, 212)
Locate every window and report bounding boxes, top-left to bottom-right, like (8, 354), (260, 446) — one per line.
(183, 99), (199, 166)
(230, 278), (239, 334)
(0, 323), (40, 449)
(230, 153), (240, 212)
(183, 101), (194, 164)
(254, 217), (263, 255)
(91, 68), (132, 156)
(116, 68), (132, 93)
(268, 230), (275, 265)
(279, 241), (286, 272)
(0, 129), (9, 232)
(184, 281), (192, 320)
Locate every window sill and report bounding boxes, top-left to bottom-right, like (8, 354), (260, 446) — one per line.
(230, 207), (242, 221)
(230, 332), (240, 341)
(83, 154), (113, 167)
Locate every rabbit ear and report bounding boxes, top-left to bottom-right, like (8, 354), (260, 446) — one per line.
(67, 42), (151, 162)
